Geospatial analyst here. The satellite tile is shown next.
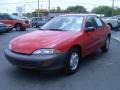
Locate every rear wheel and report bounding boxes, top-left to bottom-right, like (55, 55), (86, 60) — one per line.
(15, 24), (23, 31)
(108, 24), (112, 30)
(101, 37), (110, 52)
(64, 48), (81, 74)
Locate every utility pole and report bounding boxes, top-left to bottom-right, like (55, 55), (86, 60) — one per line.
(24, 4), (26, 18)
(38, 0), (40, 17)
(41, 4), (42, 9)
(112, 0), (115, 17)
(48, 0), (50, 17)
(7, 9), (8, 13)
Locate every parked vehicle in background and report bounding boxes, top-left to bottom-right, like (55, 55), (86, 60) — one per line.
(31, 17), (48, 28)
(0, 13), (30, 31)
(21, 17), (30, 24)
(0, 23), (13, 33)
(102, 16), (120, 30)
(5, 14), (111, 74)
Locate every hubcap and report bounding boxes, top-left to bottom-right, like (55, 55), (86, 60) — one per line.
(106, 38), (110, 49)
(70, 52), (79, 71)
(16, 25), (21, 30)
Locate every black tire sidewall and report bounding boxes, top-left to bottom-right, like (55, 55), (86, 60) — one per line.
(102, 37), (110, 52)
(15, 24), (23, 31)
(64, 48), (81, 74)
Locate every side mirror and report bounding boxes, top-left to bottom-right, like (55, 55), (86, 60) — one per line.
(85, 27), (95, 32)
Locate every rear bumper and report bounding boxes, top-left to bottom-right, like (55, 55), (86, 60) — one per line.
(5, 49), (67, 71)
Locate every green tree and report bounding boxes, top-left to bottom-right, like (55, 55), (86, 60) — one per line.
(50, 7), (61, 12)
(92, 6), (113, 17)
(114, 8), (120, 15)
(56, 7), (61, 12)
(24, 13), (32, 18)
(66, 5), (87, 13)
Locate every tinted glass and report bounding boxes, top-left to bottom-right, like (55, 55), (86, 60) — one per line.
(0, 15), (6, 20)
(86, 16), (96, 28)
(0, 14), (13, 20)
(32, 18), (42, 21)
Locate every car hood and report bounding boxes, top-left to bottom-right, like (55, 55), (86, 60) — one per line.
(10, 30), (79, 54)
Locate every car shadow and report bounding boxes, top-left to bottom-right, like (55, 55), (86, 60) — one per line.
(80, 50), (103, 67)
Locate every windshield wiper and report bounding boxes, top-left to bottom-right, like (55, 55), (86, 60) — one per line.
(39, 28), (45, 30)
(39, 28), (65, 31)
(48, 28), (64, 31)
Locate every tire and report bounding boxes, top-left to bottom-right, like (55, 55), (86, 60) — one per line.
(108, 24), (113, 30)
(101, 37), (110, 52)
(64, 48), (81, 74)
(15, 24), (23, 31)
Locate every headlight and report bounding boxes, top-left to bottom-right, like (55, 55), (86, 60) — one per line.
(32, 49), (61, 55)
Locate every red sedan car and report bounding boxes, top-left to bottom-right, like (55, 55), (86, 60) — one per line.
(5, 14), (111, 74)
(0, 14), (30, 31)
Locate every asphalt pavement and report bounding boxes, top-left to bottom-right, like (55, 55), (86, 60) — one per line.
(0, 29), (120, 90)
(112, 31), (120, 42)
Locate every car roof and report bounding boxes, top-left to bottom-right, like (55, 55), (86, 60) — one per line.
(0, 13), (9, 15)
(32, 17), (42, 19)
(59, 13), (97, 17)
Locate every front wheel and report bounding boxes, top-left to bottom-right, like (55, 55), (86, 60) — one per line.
(101, 37), (110, 52)
(64, 48), (81, 74)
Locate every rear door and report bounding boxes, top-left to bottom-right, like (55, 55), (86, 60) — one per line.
(93, 16), (107, 48)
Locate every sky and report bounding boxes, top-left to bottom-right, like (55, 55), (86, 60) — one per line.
(0, 0), (120, 14)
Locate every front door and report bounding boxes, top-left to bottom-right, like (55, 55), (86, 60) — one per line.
(82, 16), (98, 56)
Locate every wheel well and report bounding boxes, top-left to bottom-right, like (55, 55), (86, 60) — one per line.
(14, 23), (22, 27)
(108, 33), (111, 38)
(107, 23), (112, 29)
(69, 45), (82, 54)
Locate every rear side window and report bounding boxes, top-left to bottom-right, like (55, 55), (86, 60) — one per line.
(94, 17), (103, 27)
(0, 14), (9, 20)
(0, 15), (5, 20)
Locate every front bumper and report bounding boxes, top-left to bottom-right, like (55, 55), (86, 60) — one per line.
(5, 49), (67, 71)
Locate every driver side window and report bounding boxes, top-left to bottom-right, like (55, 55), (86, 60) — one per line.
(86, 16), (96, 28)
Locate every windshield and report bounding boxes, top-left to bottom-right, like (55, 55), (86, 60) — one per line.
(10, 15), (20, 20)
(41, 16), (84, 32)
